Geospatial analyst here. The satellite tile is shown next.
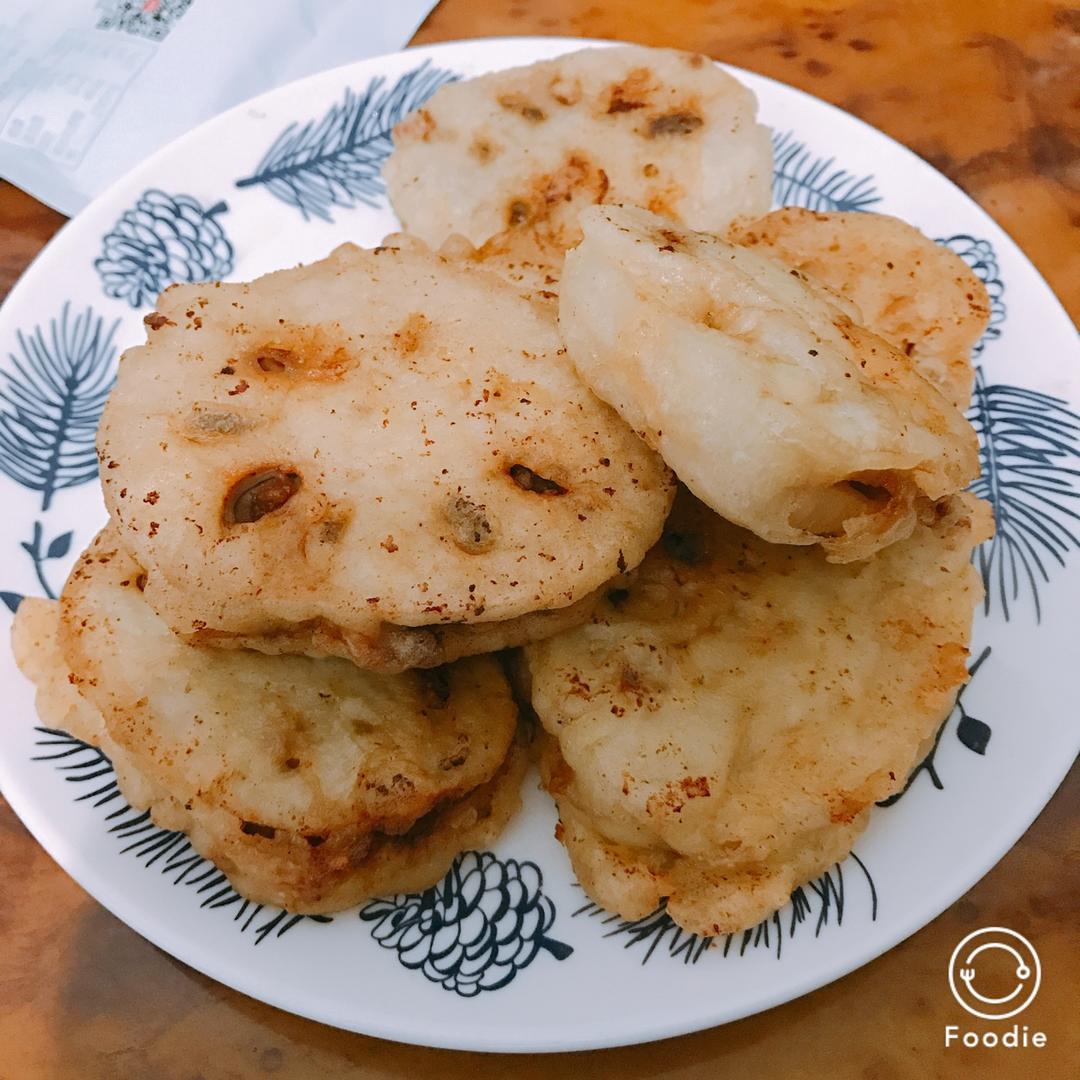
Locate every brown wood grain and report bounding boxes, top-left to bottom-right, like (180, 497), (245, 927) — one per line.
(1, 2), (1077, 1077)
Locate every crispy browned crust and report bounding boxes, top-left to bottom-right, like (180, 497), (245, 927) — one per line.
(528, 489), (993, 936)
(13, 594), (528, 914)
(57, 528), (520, 836)
(188, 581), (608, 672)
(540, 735), (866, 936)
(149, 736), (528, 914)
(97, 240), (673, 664)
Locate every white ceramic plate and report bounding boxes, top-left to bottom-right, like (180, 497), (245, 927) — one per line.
(0, 37), (1077, 1054)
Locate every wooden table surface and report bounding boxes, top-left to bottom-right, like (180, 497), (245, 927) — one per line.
(1, 2), (1077, 1077)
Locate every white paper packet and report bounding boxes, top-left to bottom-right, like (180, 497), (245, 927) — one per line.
(0, 0), (439, 216)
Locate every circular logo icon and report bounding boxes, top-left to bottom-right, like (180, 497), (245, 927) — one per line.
(948, 927), (1041, 1020)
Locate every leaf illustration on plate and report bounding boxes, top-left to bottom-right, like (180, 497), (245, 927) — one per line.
(956, 713), (992, 755)
(935, 233), (1006, 355)
(0, 303), (118, 510)
(235, 61), (459, 222)
(46, 531), (73, 560)
(573, 853), (877, 965)
(360, 850), (573, 995)
(969, 369), (1080, 621)
(16, 521), (74, 600)
(770, 129), (881, 212)
(31, 727), (332, 944)
(95, 190), (234, 308)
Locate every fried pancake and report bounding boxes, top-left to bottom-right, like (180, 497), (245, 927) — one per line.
(731, 208), (990, 408)
(98, 240), (673, 668)
(560, 205), (979, 562)
(385, 45), (772, 251)
(60, 529), (517, 833)
(9, 529), (528, 910)
(524, 488), (992, 935)
(14, 594), (527, 912)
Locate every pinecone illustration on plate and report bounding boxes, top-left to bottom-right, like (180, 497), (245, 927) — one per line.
(936, 234), (1005, 355)
(95, 189), (234, 308)
(360, 851), (573, 996)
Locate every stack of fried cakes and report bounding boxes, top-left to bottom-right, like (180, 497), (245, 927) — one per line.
(13, 45), (992, 932)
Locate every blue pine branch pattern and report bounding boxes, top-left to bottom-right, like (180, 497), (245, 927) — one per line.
(235, 61), (459, 222)
(969, 370), (1080, 621)
(0, 303), (118, 510)
(771, 129), (881, 213)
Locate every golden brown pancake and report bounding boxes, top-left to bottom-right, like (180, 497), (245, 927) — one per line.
(524, 488), (992, 934)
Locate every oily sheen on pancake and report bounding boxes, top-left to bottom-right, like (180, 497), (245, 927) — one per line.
(385, 45), (772, 251)
(731, 208), (990, 409)
(524, 488), (992, 935)
(97, 240), (673, 669)
(11, 530), (526, 912)
(559, 205), (979, 562)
